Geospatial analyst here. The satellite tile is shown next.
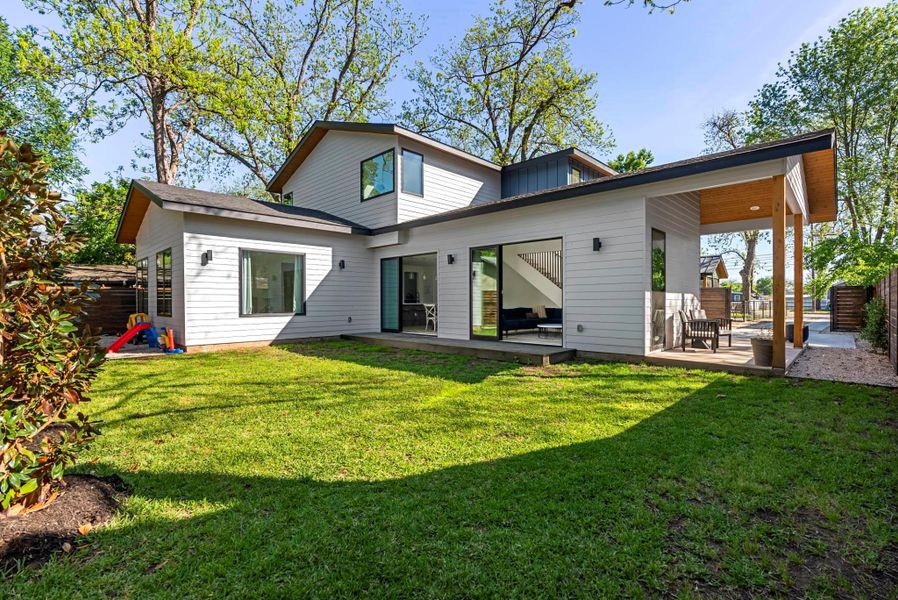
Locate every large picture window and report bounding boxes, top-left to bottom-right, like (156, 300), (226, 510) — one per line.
(360, 149), (394, 201)
(651, 229), (666, 292)
(241, 250), (305, 316)
(156, 249), (172, 317)
(136, 257), (149, 314)
(401, 149), (423, 196)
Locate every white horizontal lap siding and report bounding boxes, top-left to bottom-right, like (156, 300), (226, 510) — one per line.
(282, 130), (399, 229)
(182, 214), (377, 347)
(376, 191), (649, 355)
(645, 193), (701, 351)
(396, 138), (501, 222)
(134, 203), (185, 341)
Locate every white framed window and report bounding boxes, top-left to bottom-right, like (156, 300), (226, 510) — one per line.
(401, 149), (424, 196)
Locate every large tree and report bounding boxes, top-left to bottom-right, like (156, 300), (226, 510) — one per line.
(745, 3), (898, 287)
(25, 0), (222, 185)
(401, 0), (613, 165)
(191, 0), (422, 188)
(0, 17), (84, 186)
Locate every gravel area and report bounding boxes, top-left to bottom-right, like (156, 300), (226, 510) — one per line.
(788, 346), (898, 388)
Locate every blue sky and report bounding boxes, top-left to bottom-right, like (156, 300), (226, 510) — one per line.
(4, 0), (884, 277)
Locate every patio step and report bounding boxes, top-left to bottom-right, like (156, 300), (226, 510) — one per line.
(342, 333), (576, 366)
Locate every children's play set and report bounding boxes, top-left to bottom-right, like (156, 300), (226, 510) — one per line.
(106, 313), (185, 355)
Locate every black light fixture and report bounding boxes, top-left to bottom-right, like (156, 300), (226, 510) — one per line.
(447, 254), (455, 264)
(201, 250), (213, 266)
(592, 238), (602, 252)
(338, 259), (346, 270)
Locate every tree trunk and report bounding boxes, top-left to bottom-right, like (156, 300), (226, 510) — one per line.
(740, 230), (759, 316)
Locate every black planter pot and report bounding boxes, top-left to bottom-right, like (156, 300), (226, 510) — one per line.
(786, 324), (810, 344)
(751, 337), (774, 367)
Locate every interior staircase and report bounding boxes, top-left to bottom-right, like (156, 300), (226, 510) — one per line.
(517, 250), (562, 287)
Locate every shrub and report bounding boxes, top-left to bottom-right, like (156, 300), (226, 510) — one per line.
(859, 297), (889, 354)
(0, 133), (104, 515)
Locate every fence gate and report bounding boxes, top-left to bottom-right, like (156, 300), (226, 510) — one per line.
(830, 285), (870, 332)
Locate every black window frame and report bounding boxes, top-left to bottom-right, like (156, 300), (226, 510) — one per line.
(155, 248), (172, 317)
(239, 248), (306, 317)
(401, 148), (424, 197)
(136, 257), (149, 314)
(360, 148), (395, 202)
(282, 191), (294, 206)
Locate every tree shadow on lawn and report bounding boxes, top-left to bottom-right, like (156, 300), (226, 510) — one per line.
(285, 340), (521, 384)
(12, 378), (898, 598)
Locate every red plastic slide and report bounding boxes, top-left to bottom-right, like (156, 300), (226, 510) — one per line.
(107, 323), (151, 353)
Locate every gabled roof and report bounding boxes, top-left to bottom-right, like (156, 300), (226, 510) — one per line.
(699, 255), (728, 279)
(267, 121), (502, 194)
(115, 180), (370, 244)
(370, 129), (838, 234)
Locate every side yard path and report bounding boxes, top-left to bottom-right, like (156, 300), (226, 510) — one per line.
(5, 341), (898, 598)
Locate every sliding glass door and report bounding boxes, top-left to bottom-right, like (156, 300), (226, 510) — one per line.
(471, 246), (500, 340)
(381, 257), (400, 332)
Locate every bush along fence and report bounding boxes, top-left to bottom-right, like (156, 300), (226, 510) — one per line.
(873, 267), (898, 376)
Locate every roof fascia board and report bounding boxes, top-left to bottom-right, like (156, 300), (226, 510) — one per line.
(114, 181), (164, 243)
(161, 200), (364, 234)
(369, 133), (832, 235)
(785, 155), (810, 219)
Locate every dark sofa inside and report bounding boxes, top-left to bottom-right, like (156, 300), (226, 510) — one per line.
(501, 306), (562, 335)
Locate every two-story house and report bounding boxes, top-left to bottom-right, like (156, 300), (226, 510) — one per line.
(116, 121), (837, 368)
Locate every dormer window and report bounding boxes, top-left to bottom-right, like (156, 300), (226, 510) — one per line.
(360, 149), (395, 201)
(570, 166), (582, 184)
(282, 191), (293, 206)
(401, 149), (424, 196)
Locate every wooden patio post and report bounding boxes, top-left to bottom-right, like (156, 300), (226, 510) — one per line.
(772, 175), (787, 370)
(793, 213), (804, 347)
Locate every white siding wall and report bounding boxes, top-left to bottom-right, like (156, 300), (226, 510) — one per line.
(397, 138), (501, 222)
(374, 191), (649, 356)
(644, 193), (701, 351)
(282, 130), (400, 229)
(134, 203), (185, 340)
(181, 214), (377, 347)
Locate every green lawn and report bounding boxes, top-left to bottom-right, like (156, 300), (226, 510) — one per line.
(7, 341), (898, 598)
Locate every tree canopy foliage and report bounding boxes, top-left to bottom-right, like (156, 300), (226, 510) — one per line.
(401, 0), (613, 165)
(0, 17), (83, 186)
(746, 3), (898, 287)
(608, 148), (654, 173)
(64, 177), (134, 265)
(192, 0), (423, 188)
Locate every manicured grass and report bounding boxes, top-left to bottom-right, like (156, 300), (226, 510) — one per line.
(7, 341), (898, 597)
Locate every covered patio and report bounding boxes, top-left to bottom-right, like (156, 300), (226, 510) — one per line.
(649, 130), (838, 374)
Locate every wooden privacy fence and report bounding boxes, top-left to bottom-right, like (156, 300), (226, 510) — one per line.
(830, 285), (871, 332)
(873, 268), (898, 376)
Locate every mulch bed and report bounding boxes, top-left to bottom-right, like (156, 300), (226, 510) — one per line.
(0, 474), (129, 571)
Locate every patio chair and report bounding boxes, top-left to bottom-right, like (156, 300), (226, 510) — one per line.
(423, 303), (437, 332)
(691, 308), (733, 348)
(678, 309), (723, 353)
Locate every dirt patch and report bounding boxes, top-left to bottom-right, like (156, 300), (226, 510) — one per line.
(788, 347), (898, 388)
(0, 474), (129, 570)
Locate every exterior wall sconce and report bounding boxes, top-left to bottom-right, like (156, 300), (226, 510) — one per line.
(338, 259), (346, 270)
(201, 250), (213, 266)
(592, 238), (602, 252)
(447, 254), (456, 264)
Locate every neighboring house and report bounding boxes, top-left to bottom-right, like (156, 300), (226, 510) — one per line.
(115, 121), (837, 363)
(699, 255), (728, 288)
